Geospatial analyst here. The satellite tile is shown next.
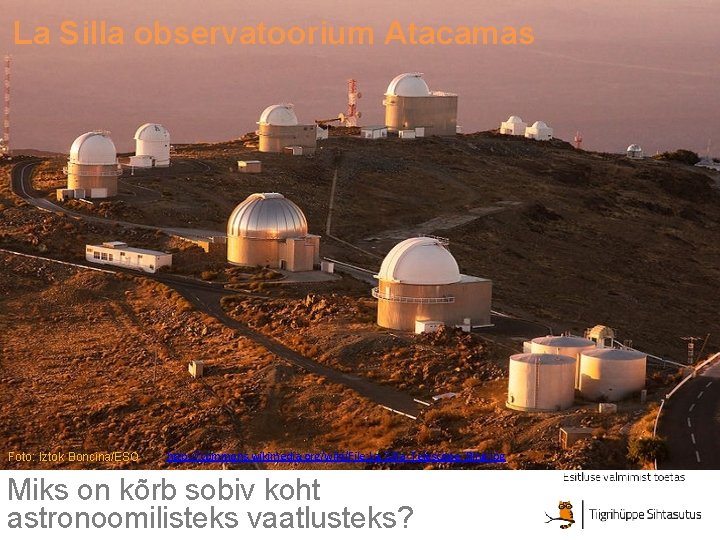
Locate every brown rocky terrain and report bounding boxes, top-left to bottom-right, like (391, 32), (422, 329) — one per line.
(1, 131), (718, 469)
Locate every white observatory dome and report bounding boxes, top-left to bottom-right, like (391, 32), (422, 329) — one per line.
(377, 237), (461, 285)
(227, 193), (308, 240)
(507, 115), (523, 123)
(386, 73), (431, 97)
(531, 121), (548, 129)
(258, 104), (299, 126)
(627, 144), (642, 152)
(135, 123), (170, 142)
(69, 131), (118, 165)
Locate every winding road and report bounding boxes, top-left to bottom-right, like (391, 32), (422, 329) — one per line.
(8, 160), (421, 418)
(11, 160), (223, 240)
(657, 357), (720, 469)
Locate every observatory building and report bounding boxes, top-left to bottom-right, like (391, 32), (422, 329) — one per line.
(524, 121), (553, 141)
(499, 115), (527, 136)
(256, 104), (317, 154)
(383, 73), (458, 136)
(626, 144), (643, 159)
(66, 131), (120, 198)
(506, 353), (576, 412)
(373, 237), (492, 332)
(227, 193), (320, 271)
(131, 123), (170, 168)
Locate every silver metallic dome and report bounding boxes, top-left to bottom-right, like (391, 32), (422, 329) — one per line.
(227, 193), (308, 240)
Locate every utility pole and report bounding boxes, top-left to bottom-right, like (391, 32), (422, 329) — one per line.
(681, 336), (702, 365)
(0, 55), (10, 156)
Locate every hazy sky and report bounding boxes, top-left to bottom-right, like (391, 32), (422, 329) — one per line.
(2, 0), (719, 153)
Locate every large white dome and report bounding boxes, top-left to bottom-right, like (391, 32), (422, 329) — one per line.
(531, 121), (548, 129)
(506, 115), (524, 123)
(69, 131), (117, 165)
(627, 144), (642, 152)
(258, 104), (299, 126)
(377, 237), (461, 285)
(227, 193), (308, 240)
(135, 123), (170, 142)
(386, 73), (431, 97)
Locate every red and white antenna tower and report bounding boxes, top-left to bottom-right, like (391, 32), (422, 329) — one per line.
(574, 131), (583, 150)
(0, 55), (9, 156)
(344, 79), (361, 127)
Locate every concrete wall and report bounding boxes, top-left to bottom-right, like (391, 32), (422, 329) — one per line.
(376, 275), (492, 331)
(384, 95), (458, 136)
(67, 163), (119, 197)
(258, 124), (318, 154)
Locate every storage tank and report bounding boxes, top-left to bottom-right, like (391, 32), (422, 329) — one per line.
(66, 131), (120, 198)
(226, 193), (320, 271)
(134, 123), (170, 167)
(506, 353), (576, 412)
(530, 335), (597, 388)
(578, 349), (646, 401)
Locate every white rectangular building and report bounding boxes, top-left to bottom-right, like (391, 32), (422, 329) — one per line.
(238, 160), (262, 173)
(129, 155), (154, 168)
(85, 242), (172, 273)
(361, 126), (388, 139)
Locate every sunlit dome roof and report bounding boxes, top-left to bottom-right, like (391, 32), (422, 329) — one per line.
(510, 353), (576, 366)
(135, 123), (170, 142)
(69, 131), (117, 165)
(582, 349), (645, 361)
(531, 335), (596, 348)
(227, 193), (308, 240)
(377, 237), (461, 285)
(531, 121), (549, 129)
(507, 115), (524, 123)
(258, 104), (299, 126)
(627, 144), (642, 152)
(386, 73), (431, 97)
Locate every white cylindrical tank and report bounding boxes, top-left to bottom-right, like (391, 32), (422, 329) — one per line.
(134, 123), (170, 167)
(530, 335), (597, 388)
(578, 349), (646, 401)
(506, 353), (576, 412)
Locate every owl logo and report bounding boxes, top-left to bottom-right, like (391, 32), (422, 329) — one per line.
(545, 501), (575, 529)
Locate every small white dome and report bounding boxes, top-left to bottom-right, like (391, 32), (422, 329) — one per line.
(135, 123), (170, 142)
(627, 144), (642, 152)
(386, 73), (431, 97)
(227, 193), (308, 240)
(69, 131), (117, 165)
(507, 115), (524, 123)
(377, 237), (460, 285)
(532, 121), (548, 129)
(258, 104), (299, 126)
